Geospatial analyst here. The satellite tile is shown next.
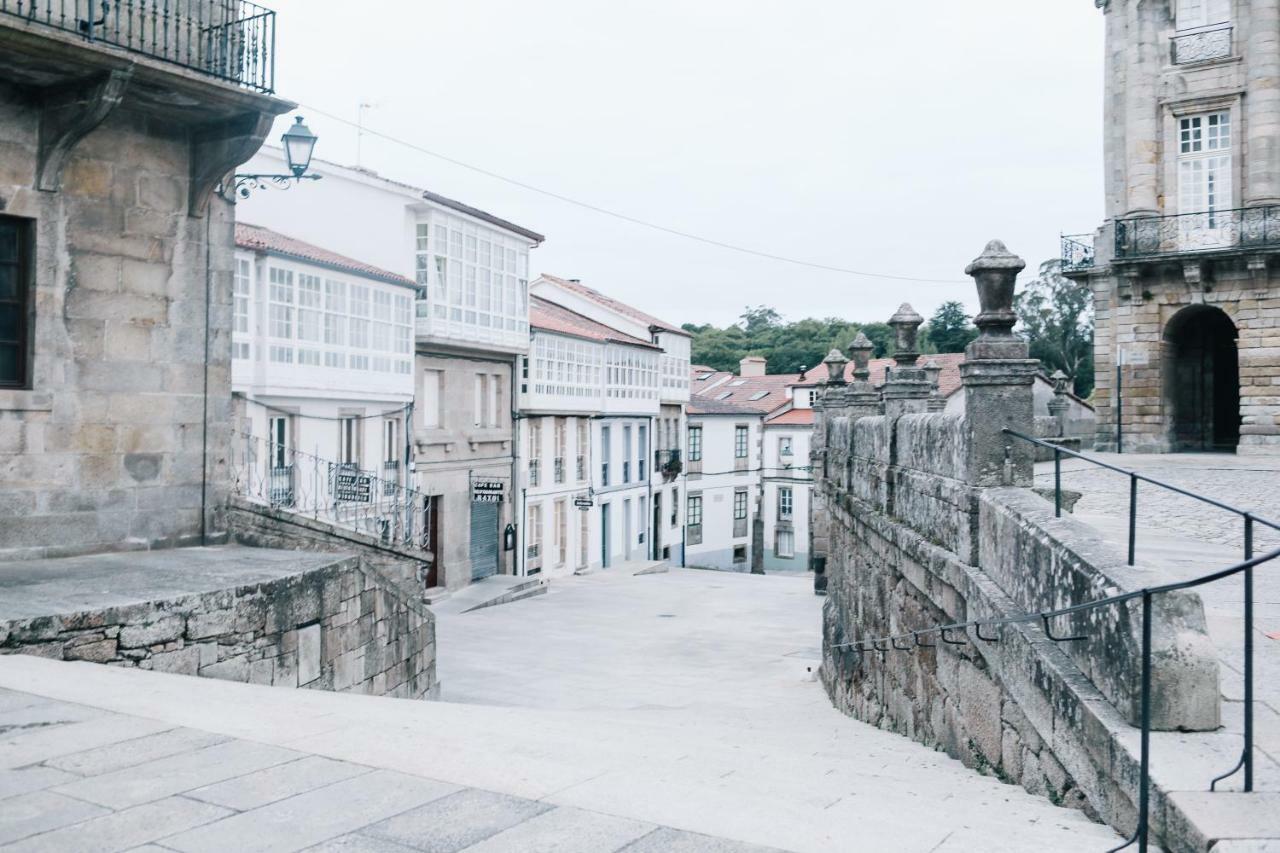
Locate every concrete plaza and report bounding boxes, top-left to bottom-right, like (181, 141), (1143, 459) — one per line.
(0, 569), (1122, 852)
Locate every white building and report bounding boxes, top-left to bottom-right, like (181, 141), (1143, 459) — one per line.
(231, 224), (416, 504)
(518, 276), (691, 574)
(684, 398), (763, 571)
(238, 149), (544, 591)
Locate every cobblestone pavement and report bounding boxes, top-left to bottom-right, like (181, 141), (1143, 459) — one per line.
(0, 570), (1122, 852)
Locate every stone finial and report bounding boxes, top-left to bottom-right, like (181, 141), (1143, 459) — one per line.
(923, 358), (942, 389)
(965, 240), (1025, 338)
(822, 348), (848, 386)
(1051, 369), (1070, 396)
(888, 303), (924, 366)
(848, 332), (874, 380)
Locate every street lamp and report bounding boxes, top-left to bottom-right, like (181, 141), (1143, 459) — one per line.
(222, 116), (322, 200)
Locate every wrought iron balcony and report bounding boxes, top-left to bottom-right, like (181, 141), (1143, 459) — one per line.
(528, 458), (540, 487)
(656, 449), (683, 477)
(1061, 234), (1095, 272)
(1, 0), (277, 93)
(1172, 24), (1232, 65)
(1115, 205), (1280, 260)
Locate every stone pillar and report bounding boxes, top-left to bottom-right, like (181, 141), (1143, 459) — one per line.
(961, 241), (1040, 487)
(881, 304), (932, 418)
(1123, 0), (1159, 216)
(844, 332), (883, 417)
(923, 359), (946, 412)
(1247, 0), (1280, 206)
(1047, 369), (1071, 438)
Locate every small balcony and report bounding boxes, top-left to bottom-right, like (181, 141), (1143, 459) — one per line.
(1172, 24), (1232, 65)
(575, 454), (585, 482)
(553, 457), (564, 484)
(529, 458), (540, 488)
(1061, 234), (1096, 272)
(1115, 205), (1280, 261)
(1, 0), (278, 93)
(656, 449), (683, 478)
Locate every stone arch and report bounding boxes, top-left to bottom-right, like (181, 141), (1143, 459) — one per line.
(1162, 304), (1240, 452)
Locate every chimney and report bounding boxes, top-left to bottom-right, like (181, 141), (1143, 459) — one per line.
(740, 356), (767, 377)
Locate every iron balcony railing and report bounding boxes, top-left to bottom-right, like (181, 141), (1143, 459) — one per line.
(1, 0), (277, 93)
(1172, 23), (1232, 65)
(553, 456), (564, 484)
(231, 431), (433, 550)
(1115, 205), (1280, 260)
(656, 448), (683, 477)
(575, 454), (585, 482)
(1061, 233), (1096, 272)
(528, 458), (540, 487)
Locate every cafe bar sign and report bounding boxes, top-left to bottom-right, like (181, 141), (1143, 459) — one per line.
(472, 479), (504, 503)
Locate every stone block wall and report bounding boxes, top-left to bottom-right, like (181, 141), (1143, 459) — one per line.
(0, 554), (437, 699)
(0, 83), (234, 558)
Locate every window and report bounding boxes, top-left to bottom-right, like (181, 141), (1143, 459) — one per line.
(749, 391), (768, 401)
(349, 284), (370, 368)
(324, 280), (346, 368)
(268, 267), (294, 362)
(1177, 0), (1229, 29)
(734, 490), (748, 520)
(671, 487), (679, 526)
(776, 529), (795, 559)
(554, 417), (566, 484)
(555, 499), (567, 566)
(577, 420), (588, 482)
(268, 416), (291, 467)
(528, 418), (542, 487)
(638, 496), (647, 546)
(383, 417), (399, 464)
(688, 426), (703, 462)
(490, 373), (502, 428)
(474, 374), (488, 427)
(687, 494), (703, 546)
(733, 545), (747, 564)
(297, 274), (322, 366)
(423, 369), (442, 429)
(579, 508), (589, 568)
(232, 258), (251, 360)
(623, 425), (632, 483)
(778, 487), (794, 521)
(0, 217), (29, 387)
(735, 425), (749, 458)
(338, 417), (361, 465)
(601, 426), (611, 486)
(527, 503), (542, 560)
(1179, 112), (1232, 217)
(779, 436), (794, 458)
(638, 425), (648, 480)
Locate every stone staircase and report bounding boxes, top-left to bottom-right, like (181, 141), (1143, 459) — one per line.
(426, 576), (548, 615)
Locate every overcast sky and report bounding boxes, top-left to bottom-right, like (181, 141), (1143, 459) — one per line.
(262, 1), (1105, 329)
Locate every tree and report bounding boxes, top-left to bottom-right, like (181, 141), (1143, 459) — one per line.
(739, 305), (782, 336)
(925, 301), (978, 353)
(1016, 259), (1095, 396)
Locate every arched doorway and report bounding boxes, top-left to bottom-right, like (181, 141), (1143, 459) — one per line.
(1164, 305), (1239, 452)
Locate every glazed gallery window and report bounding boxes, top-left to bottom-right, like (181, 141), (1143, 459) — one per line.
(1177, 0), (1229, 29)
(0, 217), (30, 387)
(232, 258), (252, 360)
(413, 217), (529, 335)
(268, 267), (294, 363)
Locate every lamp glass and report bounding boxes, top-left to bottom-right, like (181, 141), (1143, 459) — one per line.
(281, 116), (317, 178)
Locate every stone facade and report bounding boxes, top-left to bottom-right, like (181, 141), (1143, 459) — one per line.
(1069, 0), (1280, 455)
(0, 22), (289, 558)
(818, 242), (1222, 848)
(0, 551), (436, 699)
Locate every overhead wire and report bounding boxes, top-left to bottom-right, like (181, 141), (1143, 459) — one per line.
(298, 104), (968, 286)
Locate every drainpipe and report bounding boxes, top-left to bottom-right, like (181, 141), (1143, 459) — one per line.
(647, 414), (655, 560)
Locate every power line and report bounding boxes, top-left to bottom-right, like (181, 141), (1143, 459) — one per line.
(298, 105), (967, 287)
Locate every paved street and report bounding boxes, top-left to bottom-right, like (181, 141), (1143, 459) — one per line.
(0, 568), (1121, 852)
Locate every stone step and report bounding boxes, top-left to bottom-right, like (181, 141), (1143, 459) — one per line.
(422, 586), (451, 605)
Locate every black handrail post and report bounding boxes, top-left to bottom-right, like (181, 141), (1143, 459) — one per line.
(1138, 589), (1153, 852)
(1128, 474), (1138, 566)
(1054, 447), (1062, 518)
(1245, 514), (1254, 792)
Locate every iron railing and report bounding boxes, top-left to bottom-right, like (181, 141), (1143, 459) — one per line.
(553, 456), (564, 485)
(1115, 205), (1280, 260)
(980, 428), (1279, 851)
(656, 448), (683, 476)
(1172, 24), (1232, 64)
(230, 430), (432, 551)
(575, 454), (585, 482)
(528, 458), (540, 487)
(0, 0), (277, 93)
(1061, 233), (1096, 272)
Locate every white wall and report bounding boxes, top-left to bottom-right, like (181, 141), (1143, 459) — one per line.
(685, 414), (762, 571)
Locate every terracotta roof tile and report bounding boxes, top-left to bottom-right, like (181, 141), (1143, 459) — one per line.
(765, 408), (815, 426)
(687, 397), (763, 416)
(236, 223), (416, 288)
(530, 296), (659, 349)
(540, 273), (689, 337)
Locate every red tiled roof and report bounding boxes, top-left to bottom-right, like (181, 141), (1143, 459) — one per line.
(529, 296), (659, 349)
(691, 372), (800, 414)
(539, 273), (689, 337)
(687, 397), (763, 416)
(235, 223), (416, 288)
(807, 352), (968, 398)
(766, 408), (815, 426)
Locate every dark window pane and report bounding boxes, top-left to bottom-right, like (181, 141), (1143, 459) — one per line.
(0, 266), (15, 300)
(0, 307), (18, 342)
(0, 225), (16, 262)
(0, 344), (18, 383)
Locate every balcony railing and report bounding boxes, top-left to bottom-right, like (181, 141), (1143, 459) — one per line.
(1115, 205), (1280, 260)
(1061, 234), (1095, 272)
(553, 456), (564, 484)
(1, 0), (278, 93)
(529, 458), (540, 487)
(1172, 24), (1232, 65)
(576, 454), (585, 482)
(656, 449), (683, 477)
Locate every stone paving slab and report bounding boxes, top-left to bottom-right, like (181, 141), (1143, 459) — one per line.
(2, 795), (232, 853)
(184, 755), (371, 812)
(0, 546), (343, 622)
(360, 788), (553, 852)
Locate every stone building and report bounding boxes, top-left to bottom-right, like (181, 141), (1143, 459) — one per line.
(0, 6), (291, 558)
(238, 151), (544, 591)
(1064, 0), (1280, 454)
